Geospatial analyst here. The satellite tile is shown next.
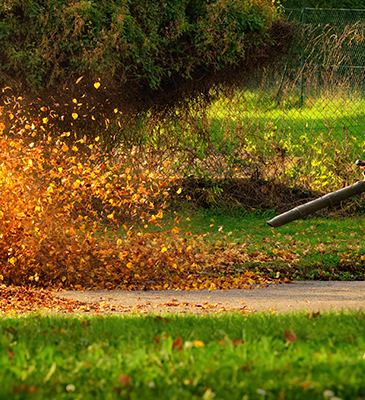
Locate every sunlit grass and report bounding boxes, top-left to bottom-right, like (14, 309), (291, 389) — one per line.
(146, 208), (365, 281)
(207, 89), (365, 157)
(1, 312), (365, 399)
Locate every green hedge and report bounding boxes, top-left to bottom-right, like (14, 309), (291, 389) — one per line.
(0, 1), (294, 139)
(0, 0), (280, 91)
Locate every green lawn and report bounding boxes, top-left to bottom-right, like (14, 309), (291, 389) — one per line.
(144, 208), (365, 281)
(207, 90), (365, 157)
(1, 312), (365, 399)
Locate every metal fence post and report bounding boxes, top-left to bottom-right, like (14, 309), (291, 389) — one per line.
(299, 0), (306, 107)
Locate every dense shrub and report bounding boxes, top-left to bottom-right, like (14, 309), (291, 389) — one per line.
(0, 0), (294, 135)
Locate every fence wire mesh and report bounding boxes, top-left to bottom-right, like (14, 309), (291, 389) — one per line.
(200, 7), (365, 203)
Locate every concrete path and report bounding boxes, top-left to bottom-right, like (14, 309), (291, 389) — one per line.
(53, 281), (365, 314)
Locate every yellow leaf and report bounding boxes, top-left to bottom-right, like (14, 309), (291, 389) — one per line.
(61, 276), (67, 282)
(176, 188), (182, 194)
(9, 257), (17, 265)
(171, 226), (179, 234)
(95, 136), (100, 142)
(193, 340), (205, 348)
(42, 117), (48, 124)
(161, 247), (168, 253)
(76, 76), (83, 84)
(72, 98), (77, 104)
(40, 106), (48, 111)
(72, 113), (78, 120)
(62, 143), (69, 152)
(72, 145), (78, 152)
(94, 82), (101, 89)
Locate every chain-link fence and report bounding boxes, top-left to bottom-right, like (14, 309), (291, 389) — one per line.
(199, 7), (365, 199)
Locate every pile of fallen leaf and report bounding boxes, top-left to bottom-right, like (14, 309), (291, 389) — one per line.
(0, 283), (258, 315)
(0, 284), (102, 314)
(0, 99), (288, 314)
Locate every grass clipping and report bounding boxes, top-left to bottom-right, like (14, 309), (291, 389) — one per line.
(0, 120), (276, 293)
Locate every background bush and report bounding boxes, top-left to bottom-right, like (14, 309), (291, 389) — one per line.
(0, 0), (293, 135)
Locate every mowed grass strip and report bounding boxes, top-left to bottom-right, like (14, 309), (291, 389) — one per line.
(1, 312), (365, 400)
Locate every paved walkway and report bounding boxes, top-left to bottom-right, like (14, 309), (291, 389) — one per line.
(53, 281), (365, 314)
